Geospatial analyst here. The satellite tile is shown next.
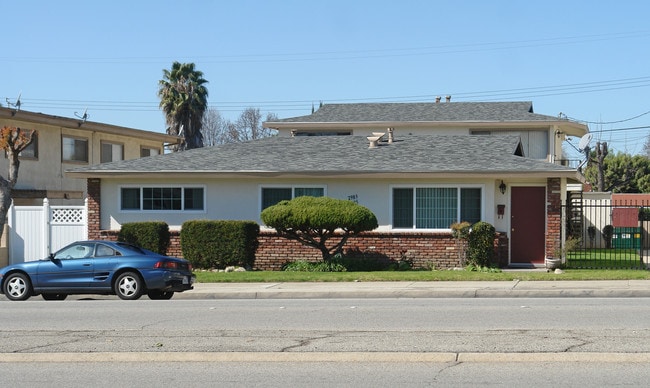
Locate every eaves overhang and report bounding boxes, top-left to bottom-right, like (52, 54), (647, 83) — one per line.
(66, 169), (582, 180)
(0, 107), (181, 144)
(265, 119), (588, 136)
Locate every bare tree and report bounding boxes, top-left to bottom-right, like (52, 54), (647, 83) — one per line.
(644, 133), (650, 158)
(0, 126), (35, 240)
(230, 108), (278, 142)
(201, 108), (229, 146)
(201, 107), (277, 145)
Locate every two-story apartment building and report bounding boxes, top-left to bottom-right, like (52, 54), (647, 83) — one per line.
(0, 107), (180, 265)
(0, 107), (180, 206)
(264, 101), (587, 164)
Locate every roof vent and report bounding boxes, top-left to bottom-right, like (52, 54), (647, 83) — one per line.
(446, 95), (451, 102)
(435, 96), (441, 103)
(368, 132), (385, 148)
(387, 127), (394, 144)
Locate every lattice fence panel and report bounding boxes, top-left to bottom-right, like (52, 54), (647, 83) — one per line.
(51, 208), (85, 224)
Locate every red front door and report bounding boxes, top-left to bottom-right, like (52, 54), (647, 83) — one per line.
(510, 186), (546, 265)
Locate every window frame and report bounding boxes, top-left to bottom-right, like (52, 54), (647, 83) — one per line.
(119, 185), (206, 213)
(390, 184), (484, 231)
(140, 146), (161, 157)
(16, 130), (39, 160)
(61, 135), (89, 163)
(100, 141), (124, 163)
(259, 185), (327, 212)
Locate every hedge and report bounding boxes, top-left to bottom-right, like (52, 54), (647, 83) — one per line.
(180, 220), (259, 269)
(117, 221), (170, 255)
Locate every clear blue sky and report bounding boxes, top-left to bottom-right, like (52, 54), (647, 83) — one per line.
(4, 1), (650, 157)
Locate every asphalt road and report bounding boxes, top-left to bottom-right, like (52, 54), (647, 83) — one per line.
(2, 361), (650, 388)
(2, 297), (650, 387)
(2, 297), (650, 354)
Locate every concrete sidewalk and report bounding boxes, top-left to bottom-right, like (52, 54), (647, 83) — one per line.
(176, 279), (650, 299)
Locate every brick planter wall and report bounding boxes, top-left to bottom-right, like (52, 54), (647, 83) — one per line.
(97, 229), (508, 270)
(256, 231), (508, 271)
(256, 231), (465, 270)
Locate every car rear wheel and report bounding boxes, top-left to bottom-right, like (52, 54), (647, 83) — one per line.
(147, 290), (174, 300)
(42, 293), (68, 301)
(3, 273), (32, 301)
(114, 272), (143, 300)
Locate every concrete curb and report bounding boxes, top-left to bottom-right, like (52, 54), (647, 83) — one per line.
(174, 280), (650, 299)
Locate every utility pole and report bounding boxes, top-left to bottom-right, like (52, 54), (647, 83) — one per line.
(591, 141), (608, 192)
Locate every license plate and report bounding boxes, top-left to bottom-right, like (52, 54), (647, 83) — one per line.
(182, 276), (189, 285)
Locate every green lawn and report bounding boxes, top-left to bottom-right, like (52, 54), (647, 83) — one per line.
(566, 249), (646, 270)
(194, 247), (650, 283)
(195, 268), (650, 283)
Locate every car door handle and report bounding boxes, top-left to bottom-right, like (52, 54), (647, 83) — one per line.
(83, 263), (92, 266)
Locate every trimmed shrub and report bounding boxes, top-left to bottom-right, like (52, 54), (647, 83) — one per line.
(260, 196), (378, 261)
(117, 221), (170, 255)
(467, 221), (496, 267)
(181, 220), (259, 269)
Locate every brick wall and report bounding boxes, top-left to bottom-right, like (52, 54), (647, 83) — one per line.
(546, 177), (562, 258)
(256, 231), (459, 270)
(96, 228), (508, 270)
(87, 178), (101, 240)
(251, 231), (508, 270)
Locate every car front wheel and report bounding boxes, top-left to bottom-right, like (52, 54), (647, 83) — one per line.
(3, 273), (32, 301)
(147, 290), (174, 300)
(114, 272), (143, 300)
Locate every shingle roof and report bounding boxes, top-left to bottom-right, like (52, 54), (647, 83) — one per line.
(266, 102), (561, 124)
(67, 134), (576, 177)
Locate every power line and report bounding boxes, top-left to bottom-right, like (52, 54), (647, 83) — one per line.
(2, 30), (649, 65)
(9, 77), (650, 135)
(14, 75), (650, 111)
(567, 109), (650, 125)
(591, 125), (650, 133)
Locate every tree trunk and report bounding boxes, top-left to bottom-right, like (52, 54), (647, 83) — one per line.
(319, 246), (332, 262)
(0, 178), (11, 241)
(0, 126), (33, 242)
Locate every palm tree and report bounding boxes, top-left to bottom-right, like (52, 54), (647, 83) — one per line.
(158, 62), (209, 151)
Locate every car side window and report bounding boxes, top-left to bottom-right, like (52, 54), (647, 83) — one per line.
(95, 244), (115, 257)
(54, 243), (95, 260)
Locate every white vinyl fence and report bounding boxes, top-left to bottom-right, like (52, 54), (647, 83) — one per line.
(8, 198), (87, 264)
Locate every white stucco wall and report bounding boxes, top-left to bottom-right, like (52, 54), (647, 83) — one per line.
(100, 177), (506, 232)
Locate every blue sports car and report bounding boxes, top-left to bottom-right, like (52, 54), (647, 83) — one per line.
(0, 240), (195, 301)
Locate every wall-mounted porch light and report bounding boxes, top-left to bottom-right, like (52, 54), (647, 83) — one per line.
(499, 180), (507, 195)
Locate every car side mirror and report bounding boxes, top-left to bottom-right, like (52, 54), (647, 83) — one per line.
(49, 253), (55, 261)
